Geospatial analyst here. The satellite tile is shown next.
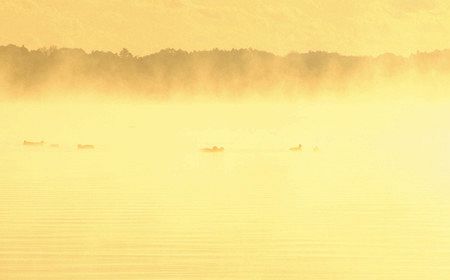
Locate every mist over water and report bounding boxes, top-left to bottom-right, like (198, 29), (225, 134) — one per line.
(3, 0), (450, 275)
(1, 95), (450, 279)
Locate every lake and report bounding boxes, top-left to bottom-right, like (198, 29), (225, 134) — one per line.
(1, 98), (449, 279)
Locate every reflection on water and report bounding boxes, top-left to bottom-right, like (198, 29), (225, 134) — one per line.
(1, 99), (450, 279)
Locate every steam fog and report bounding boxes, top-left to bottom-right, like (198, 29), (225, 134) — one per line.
(1, 45), (450, 100)
(1, 45), (450, 279)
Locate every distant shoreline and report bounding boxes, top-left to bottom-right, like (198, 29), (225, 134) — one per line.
(1, 44), (449, 98)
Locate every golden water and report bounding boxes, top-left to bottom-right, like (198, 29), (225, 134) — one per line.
(1, 99), (450, 279)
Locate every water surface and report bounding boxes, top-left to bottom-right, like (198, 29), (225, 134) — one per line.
(1, 100), (449, 279)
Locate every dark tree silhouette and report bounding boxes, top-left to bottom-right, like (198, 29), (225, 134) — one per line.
(0, 44), (449, 98)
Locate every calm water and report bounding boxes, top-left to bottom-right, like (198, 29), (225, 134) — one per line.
(1, 100), (450, 279)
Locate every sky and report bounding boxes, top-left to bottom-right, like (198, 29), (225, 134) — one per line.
(1, 0), (449, 56)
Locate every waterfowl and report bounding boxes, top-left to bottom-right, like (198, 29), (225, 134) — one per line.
(289, 144), (302, 151)
(23, 140), (44, 146)
(201, 146), (224, 153)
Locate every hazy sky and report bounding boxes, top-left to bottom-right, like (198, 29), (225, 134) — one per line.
(1, 0), (449, 56)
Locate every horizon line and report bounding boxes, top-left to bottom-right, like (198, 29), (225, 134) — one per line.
(2, 44), (450, 59)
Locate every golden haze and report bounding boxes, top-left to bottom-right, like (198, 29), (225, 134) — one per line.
(1, 0), (450, 55)
(1, 1), (450, 279)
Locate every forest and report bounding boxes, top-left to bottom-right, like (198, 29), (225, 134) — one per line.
(1, 44), (450, 98)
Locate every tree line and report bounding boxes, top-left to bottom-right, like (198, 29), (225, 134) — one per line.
(1, 44), (449, 97)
